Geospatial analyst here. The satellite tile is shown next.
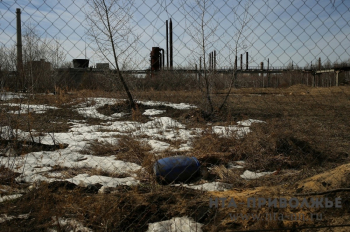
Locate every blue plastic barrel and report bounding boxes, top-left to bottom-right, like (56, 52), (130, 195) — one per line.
(153, 156), (201, 183)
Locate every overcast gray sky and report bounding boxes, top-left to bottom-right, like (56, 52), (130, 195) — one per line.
(1, 0), (349, 69)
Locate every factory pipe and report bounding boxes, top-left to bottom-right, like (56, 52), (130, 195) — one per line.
(160, 48), (165, 70)
(166, 20), (169, 70)
(246, 52), (248, 70)
(16, 8), (23, 73)
(169, 19), (173, 69)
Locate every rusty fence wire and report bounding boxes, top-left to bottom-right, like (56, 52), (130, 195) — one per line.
(0, 0), (350, 231)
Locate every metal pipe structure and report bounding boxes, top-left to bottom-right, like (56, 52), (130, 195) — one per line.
(160, 48), (165, 70)
(169, 18), (173, 69)
(200, 56), (202, 77)
(214, 50), (216, 71)
(209, 52), (212, 71)
(267, 58), (270, 87)
(246, 52), (248, 70)
(150, 47), (160, 72)
(16, 8), (23, 73)
(234, 55), (237, 70)
(240, 54), (243, 70)
(159, 50), (162, 69)
(319, 57), (321, 70)
(166, 20), (169, 70)
(209, 52), (214, 70)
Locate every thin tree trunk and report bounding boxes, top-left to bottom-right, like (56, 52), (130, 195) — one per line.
(102, 0), (135, 110)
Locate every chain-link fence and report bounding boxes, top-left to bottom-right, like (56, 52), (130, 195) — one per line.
(1, 0), (350, 231)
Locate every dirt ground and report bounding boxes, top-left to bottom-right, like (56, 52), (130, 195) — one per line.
(0, 86), (349, 231)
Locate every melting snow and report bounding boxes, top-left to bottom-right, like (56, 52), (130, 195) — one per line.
(2, 103), (58, 114)
(0, 92), (25, 101)
(0, 194), (23, 203)
(237, 119), (266, 127)
(143, 109), (166, 116)
(173, 182), (233, 191)
(50, 217), (93, 232)
(67, 174), (139, 187)
(137, 100), (197, 110)
(240, 170), (276, 180)
(0, 97), (266, 187)
(147, 216), (203, 232)
(74, 97), (120, 120)
(145, 139), (171, 152)
(0, 213), (29, 224)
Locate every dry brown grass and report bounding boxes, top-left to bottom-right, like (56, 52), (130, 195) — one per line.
(81, 136), (152, 166)
(0, 86), (349, 231)
(0, 166), (21, 186)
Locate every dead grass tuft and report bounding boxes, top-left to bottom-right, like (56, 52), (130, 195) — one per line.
(0, 166), (21, 186)
(97, 101), (130, 116)
(242, 122), (325, 172)
(81, 136), (152, 165)
(131, 104), (143, 121)
(190, 131), (241, 166)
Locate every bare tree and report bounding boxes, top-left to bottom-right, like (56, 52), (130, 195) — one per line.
(182, 0), (255, 116)
(85, 0), (137, 109)
(21, 24), (66, 93)
(181, 0), (220, 114)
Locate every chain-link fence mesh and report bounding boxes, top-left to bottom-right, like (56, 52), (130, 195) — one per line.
(1, 0), (350, 231)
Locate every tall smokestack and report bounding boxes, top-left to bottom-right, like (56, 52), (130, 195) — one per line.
(246, 52), (248, 70)
(166, 20), (169, 70)
(240, 54), (243, 70)
(169, 18), (173, 69)
(318, 57), (321, 70)
(209, 52), (212, 70)
(214, 50), (216, 71)
(234, 56), (237, 70)
(16, 8), (23, 72)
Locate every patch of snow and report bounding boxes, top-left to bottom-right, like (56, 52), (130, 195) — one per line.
(143, 109), (166, 116)
(46, 172), (64, 178)
(212, 125), (251, 138)
(174, 142), (193, 152)
(240, 170), (275, 180)
(0, 213), (29, 224)
(74, 97), (121, 120)
(0, 97), (267, 188)
(147, 216), (203, 232)
(0, 194), (22, 203)
(144, 117), (186, 129)
(0, 126), (15, 140)
(2, 103), (58, 114)
(67, 174), (139, 187)
(227, 163), (244, 169)
(111, 112), (128, 118)
(8, 151), (143, 183)
(212, 120), (265, 138)
(146, 139), (170, 152)
(138, 100), (197, 110)
(75, 107), (110, 120)
(235, 160), (245, 165)
(173, 182), (232, 192)
(0, 92), (25, 101)
(237, 119), (265, 127)
(52, 217), (93, 232)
